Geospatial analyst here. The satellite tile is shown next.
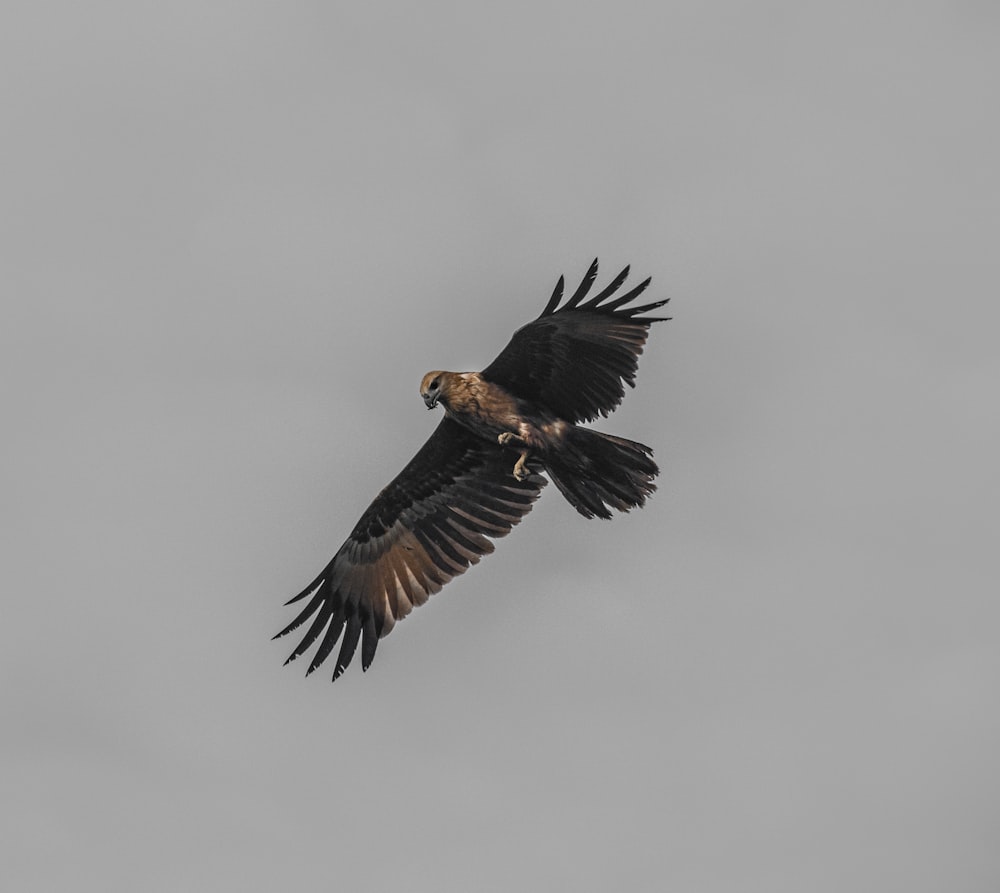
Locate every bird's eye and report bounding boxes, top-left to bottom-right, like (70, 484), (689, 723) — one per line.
(431, 378), (440, 390)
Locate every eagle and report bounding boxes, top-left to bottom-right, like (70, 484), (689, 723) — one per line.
(275, 259), (669, 680)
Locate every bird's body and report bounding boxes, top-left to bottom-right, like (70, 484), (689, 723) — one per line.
(420, 370), (572, 477)
(275, 259), (669, 680)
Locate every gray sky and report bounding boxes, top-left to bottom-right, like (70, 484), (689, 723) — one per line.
(3, 2), (998, 890)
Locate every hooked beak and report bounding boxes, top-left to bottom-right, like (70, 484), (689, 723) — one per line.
(423, 393), (438, 410)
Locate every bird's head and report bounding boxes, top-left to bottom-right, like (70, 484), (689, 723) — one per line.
(420, 371), (446, 409)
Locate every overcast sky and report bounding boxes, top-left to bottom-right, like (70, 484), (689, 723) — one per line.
(3, 2), (999, 891)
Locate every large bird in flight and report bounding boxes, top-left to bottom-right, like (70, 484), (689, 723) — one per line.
(275, 259), (669, 679)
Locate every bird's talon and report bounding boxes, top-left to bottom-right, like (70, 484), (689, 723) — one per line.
(512, 450), (530, 480)
(498, 432), (516, 446)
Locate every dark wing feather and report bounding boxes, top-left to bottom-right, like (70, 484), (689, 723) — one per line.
(274, 417), (545, 680)
(480, 259), (669, 423)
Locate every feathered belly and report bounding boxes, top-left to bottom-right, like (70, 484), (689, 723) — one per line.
(444, 404), (519, 442)
(447, 405), (570, 451)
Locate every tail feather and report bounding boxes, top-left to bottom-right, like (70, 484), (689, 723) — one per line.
(544, 427), (659, 520)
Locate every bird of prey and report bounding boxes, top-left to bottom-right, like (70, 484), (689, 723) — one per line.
(275, 259), (669, 680)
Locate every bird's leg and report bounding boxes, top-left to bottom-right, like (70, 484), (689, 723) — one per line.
(512, 449), (530, 481)
(497, 432), (531, 481)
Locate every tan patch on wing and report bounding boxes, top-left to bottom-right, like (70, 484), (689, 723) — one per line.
(274, 420), (547, 679)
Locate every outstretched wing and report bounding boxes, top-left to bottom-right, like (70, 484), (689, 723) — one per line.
(274, 417), (546, 680)
(480, 258), (669, 423)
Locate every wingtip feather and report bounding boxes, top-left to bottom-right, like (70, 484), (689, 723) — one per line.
(332, 614), (362, 680)
(563, 258), (600, 310)
(284, 574), (324, 605)
(361, 613), (379, 670)
(627, 297), (671, 317)
(579, 264), (631, 310)
(541, 275), (565, 316)
(599, 276), (652, 312)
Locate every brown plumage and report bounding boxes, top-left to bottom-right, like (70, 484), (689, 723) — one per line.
(274, 259), (670, 679)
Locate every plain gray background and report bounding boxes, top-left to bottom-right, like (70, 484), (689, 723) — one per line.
(3, 2), (998, 890)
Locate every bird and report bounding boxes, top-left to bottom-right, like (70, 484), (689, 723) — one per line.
(274, 258), (669, 680)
